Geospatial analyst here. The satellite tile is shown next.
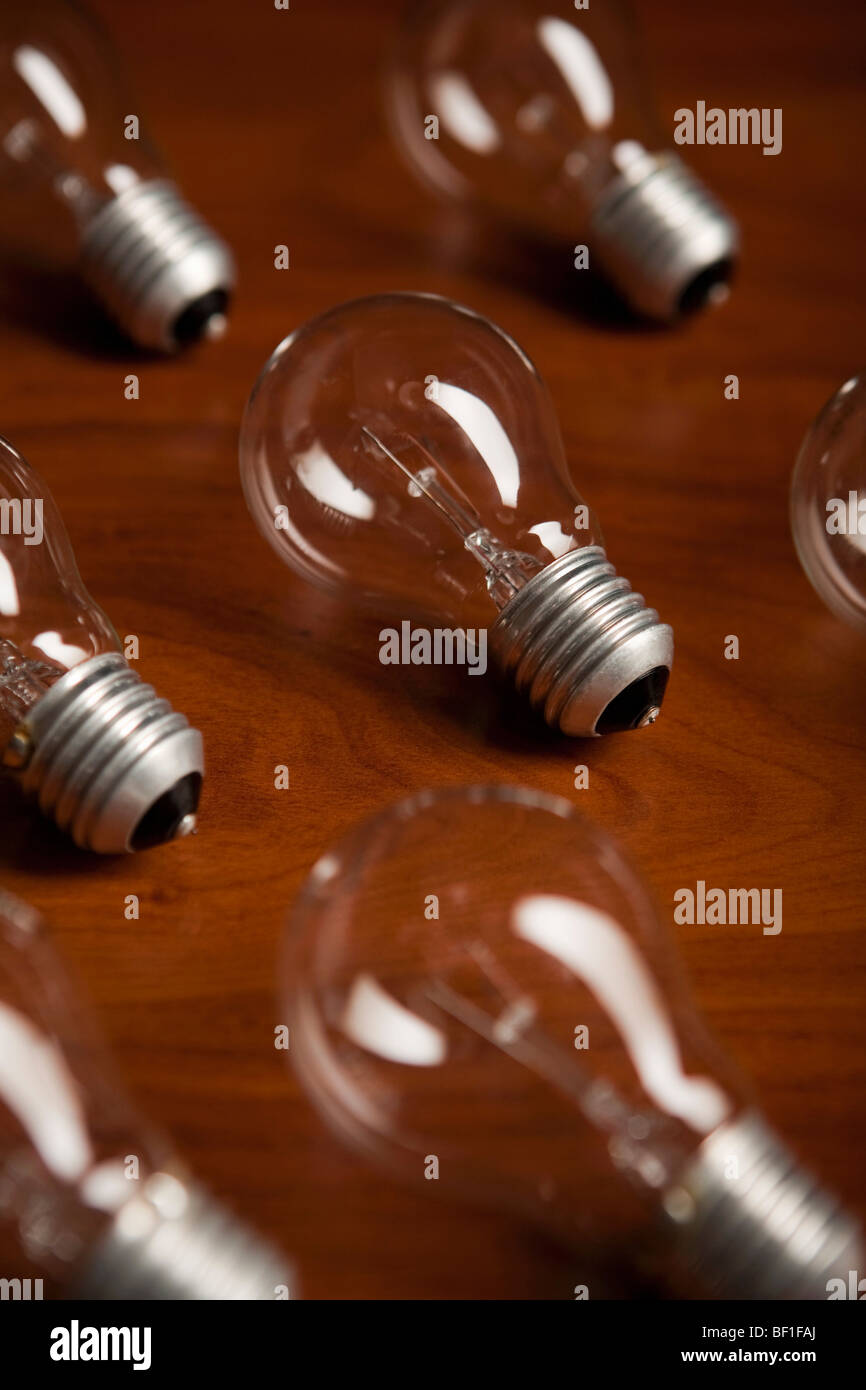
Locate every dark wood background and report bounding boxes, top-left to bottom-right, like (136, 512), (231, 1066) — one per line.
(0, 0), (864, 1299)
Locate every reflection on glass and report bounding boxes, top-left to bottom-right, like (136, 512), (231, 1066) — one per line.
(283, 785), (863, 1298)
(791, 371), (866, 632)
(0, 889), (296, 1299)
(0, 435), (119, 751)
(240, 291), (594, 626)
(0, 0), (234, 350)
(240, 292), (674, 738)
(386, 0), (739, 320)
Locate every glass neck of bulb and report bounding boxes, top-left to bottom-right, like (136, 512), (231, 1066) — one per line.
(4, 115), (120, 231)
(0, 638), (65, 756)
(465, 526), (543, 609)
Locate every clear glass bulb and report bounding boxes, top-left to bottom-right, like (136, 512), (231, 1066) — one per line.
(0, 888), (293, 1299)
(791, 371), (866, 634)
(0, 0), (234, 350)
(240, 292), (673, 736)
(385, 0), (738, 320)
(283, 785), (862, 1298)
(0, 435), (203, 852)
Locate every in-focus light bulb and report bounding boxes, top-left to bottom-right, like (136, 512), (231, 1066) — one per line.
(0, 435), (203, 852)
(0, 0), (234, 350)
(283, 786), (862, 1298)
(240, 293), (673, 736)
(0, 889), (293, 1298)
(791, 371), (866, 635)
(385, 0), (738, 321)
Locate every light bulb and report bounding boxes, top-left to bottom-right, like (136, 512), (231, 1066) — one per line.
(0, 0), (234, 350)
(791, 371), (866, 635)
(385, 0), (738, 321)
(240, 292), (673, 736)
(283, 785), (862, 1298)
(0, 435), (203, 852)
(0, 889), (293, 1299)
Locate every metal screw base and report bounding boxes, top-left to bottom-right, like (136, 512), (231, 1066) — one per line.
(667, 1110), (864, 1299)
(5, 653), (203, 854)
(489, 547), (673, 737)
(74, 1173), (294, 1301)
(590, 151), (739, 321)
(79, 179), (235, 351)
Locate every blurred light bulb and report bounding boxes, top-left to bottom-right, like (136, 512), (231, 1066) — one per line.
(0, 889), (293, 1299)
(0, 0), (234, 350)
(240, 293), (673, 736)
(283, 785), (862, 1298)
(791, 371), (866, 634)
(0, 435), (203, 852)
(385, 0), (738, 321)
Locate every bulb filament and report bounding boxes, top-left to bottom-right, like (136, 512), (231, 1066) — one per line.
(423, 941), (692, 1195)
(361, 425), (541, 608)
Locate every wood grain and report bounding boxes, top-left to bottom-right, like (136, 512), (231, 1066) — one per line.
(0, 0), (864, 1298)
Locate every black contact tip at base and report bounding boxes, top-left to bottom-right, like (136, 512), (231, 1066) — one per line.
(677, 260), (733, 317)
(595, 666), (670, 735)
(131, 772), (202, 850)
(171, 289), (229, 348)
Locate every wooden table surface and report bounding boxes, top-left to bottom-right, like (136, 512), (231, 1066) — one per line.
(0, 0), (864, 1299)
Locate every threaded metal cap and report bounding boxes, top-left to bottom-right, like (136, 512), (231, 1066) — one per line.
(79, 179), (235, 351)
(489, 546), (673, 737)
(666, 1110), (864, 1299)
(74, 1173), (294, 1301)
(590, 151), (739, 321)
(3, 653), (203, 853)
